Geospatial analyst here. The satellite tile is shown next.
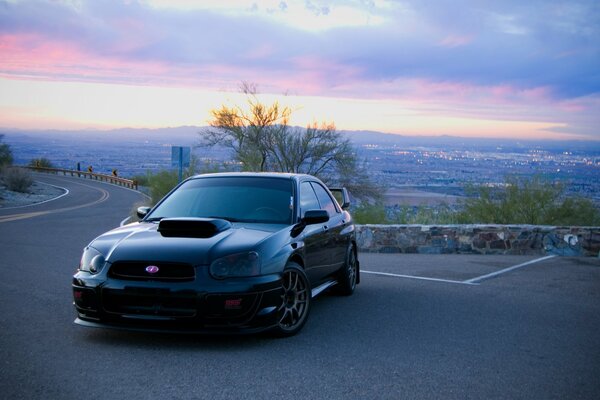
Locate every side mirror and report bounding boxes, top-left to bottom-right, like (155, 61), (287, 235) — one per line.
(302, 209), (329, 225)
(291, 209), (329, 238)
(329, 187), (351, 210)
(136, 206), (151, 219)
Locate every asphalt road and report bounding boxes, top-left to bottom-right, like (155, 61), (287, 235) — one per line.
(1, 173), (599, 399)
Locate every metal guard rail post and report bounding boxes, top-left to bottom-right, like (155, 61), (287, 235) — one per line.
(25, 166), (138, 190)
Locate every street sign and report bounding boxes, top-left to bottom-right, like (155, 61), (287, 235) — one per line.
(171, 146), (191, 182)
(171, 146), (191, 168)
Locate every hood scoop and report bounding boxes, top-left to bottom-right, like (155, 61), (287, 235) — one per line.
(157, 218), (232, 238)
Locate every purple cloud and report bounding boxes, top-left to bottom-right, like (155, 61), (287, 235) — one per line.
(0, 0), (598, 138)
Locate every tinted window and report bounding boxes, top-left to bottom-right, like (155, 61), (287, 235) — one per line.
(149, 177), (293, 224)
(311, 182), (339, 217)
(299, 182), (320, 217)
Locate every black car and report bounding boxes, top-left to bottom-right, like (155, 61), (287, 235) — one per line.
(73, 172), (359, 336)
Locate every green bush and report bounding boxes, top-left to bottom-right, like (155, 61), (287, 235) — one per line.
(391, 203), (459, 225)
(352, 202), (459, 225)
(29, 158), (54, 168)
(353, 175), (599, 226)
(0, 135), (12, 167)
(352, 202), (388, 224)
(148, 170), (179, 205)
(457, 175), (600, 225)
(2, 167), (33, 193)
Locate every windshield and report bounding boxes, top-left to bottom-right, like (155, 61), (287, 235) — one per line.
(147, 176), (294, 224)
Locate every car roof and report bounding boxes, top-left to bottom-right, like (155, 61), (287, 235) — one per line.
(188, 172), (320, 182)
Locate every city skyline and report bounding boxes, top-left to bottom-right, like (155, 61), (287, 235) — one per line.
(1, 0), (599, 140)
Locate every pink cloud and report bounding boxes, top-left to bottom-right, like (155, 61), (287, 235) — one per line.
(242, 44), (275, 60)
(437, 34), (473, 48)
(557, 96), (599, 113)
(280, 56), (363, 94)
(0, 33), (242, 90)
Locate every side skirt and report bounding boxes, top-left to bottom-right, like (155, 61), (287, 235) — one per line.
(311, 280), (337, 298)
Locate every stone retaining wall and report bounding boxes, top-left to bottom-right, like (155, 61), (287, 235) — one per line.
(356, 225), (600, 256)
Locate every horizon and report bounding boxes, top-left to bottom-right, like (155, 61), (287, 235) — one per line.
(1, 1), (599, 141)
(4, 125), (600, 149)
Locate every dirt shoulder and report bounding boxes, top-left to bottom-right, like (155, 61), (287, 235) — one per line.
(0, 181), (66, 208)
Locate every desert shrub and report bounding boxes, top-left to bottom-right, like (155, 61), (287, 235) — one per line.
(147, 170), (179, 205)
(0, 135), (12, 167)
(3, 167), (33, 193)
(457, 175), (600, 225)
(390, 203), (459, 225)
(29, 158), (54, 168)
(131, 173), (151, 187)
(352, 202), (388, 224)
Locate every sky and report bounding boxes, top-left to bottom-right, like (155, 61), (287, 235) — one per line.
(0, 0), (599, 140)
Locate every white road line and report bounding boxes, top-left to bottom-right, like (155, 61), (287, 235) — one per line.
(463, 255), (557, 284)
(0, 182), (69, 210)
(362, 270), (478, 285)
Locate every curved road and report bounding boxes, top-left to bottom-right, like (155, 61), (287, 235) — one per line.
(1, 173), (599, 399)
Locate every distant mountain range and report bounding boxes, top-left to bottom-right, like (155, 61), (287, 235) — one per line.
(3, 125), (599, 204)
(2, 125), (600, 153)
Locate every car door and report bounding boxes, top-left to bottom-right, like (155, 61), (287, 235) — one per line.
(298, 181), (331, 284)
(310, 182), (348, 273)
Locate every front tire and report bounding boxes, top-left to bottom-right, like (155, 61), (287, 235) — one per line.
(272, 262), (311, 337)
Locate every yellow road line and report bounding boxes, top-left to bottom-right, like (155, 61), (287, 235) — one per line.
(0, 180), (111, 223)
(0, 211), (51, 223)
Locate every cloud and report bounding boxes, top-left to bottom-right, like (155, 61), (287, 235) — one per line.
(0, 0), (598, 138)
(1, 1), (597, 96)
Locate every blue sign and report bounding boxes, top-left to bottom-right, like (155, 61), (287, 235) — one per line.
(171, 146), (191, 182)
(171, 146), (191, 168)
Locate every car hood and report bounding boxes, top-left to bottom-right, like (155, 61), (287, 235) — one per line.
(89, 220), (287, 265)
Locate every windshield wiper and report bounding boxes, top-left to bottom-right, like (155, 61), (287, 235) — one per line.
(144, 217), (164, 222)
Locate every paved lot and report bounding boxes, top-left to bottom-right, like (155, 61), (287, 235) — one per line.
(360, 252), (560, 283)
(1, 174), (599, 399)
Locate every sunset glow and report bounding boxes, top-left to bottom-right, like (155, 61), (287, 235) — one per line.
(0, 0), (598, 140)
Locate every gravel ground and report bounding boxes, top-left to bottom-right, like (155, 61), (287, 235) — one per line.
(0, 180), (66, 208)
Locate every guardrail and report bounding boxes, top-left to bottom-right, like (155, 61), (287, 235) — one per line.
(26, 166), (138, 190)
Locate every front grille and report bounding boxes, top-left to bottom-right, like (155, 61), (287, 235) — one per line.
(102, 288), (198, 317)
(109, 261), (195, 282)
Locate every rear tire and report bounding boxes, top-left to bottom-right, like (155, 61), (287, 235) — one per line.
(336, 245), (357, 296)
(272, 262), (311, 337)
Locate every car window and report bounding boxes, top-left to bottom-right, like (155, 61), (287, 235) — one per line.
(149, 177), (293, 224)
(299, 181), (320, 217)
(311, 182), (339, 217)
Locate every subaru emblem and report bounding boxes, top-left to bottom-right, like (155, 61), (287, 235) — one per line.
(145, 265), (160, 274)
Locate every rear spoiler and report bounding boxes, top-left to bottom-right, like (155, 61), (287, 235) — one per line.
(329, 187), (351, 210)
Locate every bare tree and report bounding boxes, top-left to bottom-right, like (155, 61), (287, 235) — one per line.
(200, 83), (382, 201)
(203, 82), (291, 171)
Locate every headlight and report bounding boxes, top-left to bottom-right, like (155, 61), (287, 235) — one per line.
(209, 251), (260, 279)
(79, 246), (106, 274)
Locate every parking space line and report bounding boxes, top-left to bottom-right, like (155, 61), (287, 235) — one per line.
(463, 255), (557, 284)
(361, 270), (478, 285)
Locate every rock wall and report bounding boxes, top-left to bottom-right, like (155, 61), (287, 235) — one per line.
(356, 225), (600, 256)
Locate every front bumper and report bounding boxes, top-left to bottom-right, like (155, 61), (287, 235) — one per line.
(72, 267), (283, 334)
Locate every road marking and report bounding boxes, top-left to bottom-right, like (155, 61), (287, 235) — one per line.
(0, 180), (110, 223)
(463, 255), (557, 284)
(363, 255), (557, 285)
(362, 270), (478, 285)
(0, 210), (51, 223)
(0, 182), (70, 210)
